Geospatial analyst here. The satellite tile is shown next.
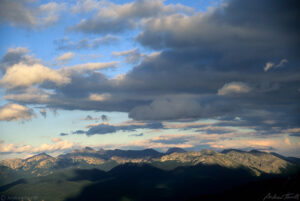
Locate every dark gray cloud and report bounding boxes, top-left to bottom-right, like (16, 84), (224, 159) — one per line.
(39, 109), (47, 118)
(150, 138), (189, 145)
(73, 130), (86, 134)
(0, 0), (66, 28)
(0, 0), (36, 27)
(54, 35), (120, 50)
(74, 122), (164, 136)
(112, 48), (144, 64)
(290, 133), (300, 137)
(101, 114), (109, 122)
(2, 0), (300, 134)
(196, 128), (232, 135)
(0, 47), (39, 73)
(130, 133), (144, 137)
(137, 0), (300, 57)
(60, 133), (68, 136)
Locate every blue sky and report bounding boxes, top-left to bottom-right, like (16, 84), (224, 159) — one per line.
(0, 0), (299, 159)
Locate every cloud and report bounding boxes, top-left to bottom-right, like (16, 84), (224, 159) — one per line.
(0, 103), (36, 121)
(55, 52), (75, 64)
(0, 47), (39, 73)
(82, 115), (107, 121)
(89, 93), (111, 101)
(130, 133), (144, 137)
(55, 35), (120, 50)
(59, 62), (118, 76)
(0, 139), (78, 154)
(75, 121), (164, 136)
(71, 0), (102, 13)
(1, 0), (299, 137)
(112, 48), (144, 64)
(290, 133), (300, 137)
(129, 95), (203, 121)
(70, 0), (193, 34)
(264, 59), (288, 72)
(60, 133), (69, 136)
(51, 137), (62, 143)
(196, 127), (235, 135)
(0, 0), (66, 28)
(0, 63), (70, 89)
(40, 109), (47, 118)
(72, 130), (86, 135)
(218, 82), (252, 96)
(3, 87), (51, 103)
(101, 114), (109, 122)
(264, 62), (274, 72)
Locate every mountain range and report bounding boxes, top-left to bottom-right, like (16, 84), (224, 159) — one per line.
(0, 148), (299, 201)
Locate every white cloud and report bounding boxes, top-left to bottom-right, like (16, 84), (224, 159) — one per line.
(55, 52), (75, 64)
(0, 63), (70, 89)
(60, 62), (118, 75)
(71, 0), (102, 13)
(218, 82), (252, 96)
(0, 139), (78, 154)
(264, 59), (288, 72)
(89, 93), (111, 101)
(0, 103), (36, 121)
(3, 87), (51, 103)
(38, 2), (66, 26)
(51, 137), (62, 143)
(71, 0), (193, 34)
(264, 62), (274, 72)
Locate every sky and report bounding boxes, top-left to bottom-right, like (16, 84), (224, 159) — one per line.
(0, 0), (299, 159)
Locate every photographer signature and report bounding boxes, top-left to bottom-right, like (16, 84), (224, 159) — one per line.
(263, 193), (300, 201)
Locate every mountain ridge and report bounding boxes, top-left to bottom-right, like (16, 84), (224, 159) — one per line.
(0, 148), (298, 178)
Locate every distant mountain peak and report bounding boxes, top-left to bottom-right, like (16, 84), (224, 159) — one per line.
(84, 146), (94, 151)
(221, 149), (246, 154)
(166, 147), (186, 154)
(72, 147), (97, 153)
(25, 153), (54, 162)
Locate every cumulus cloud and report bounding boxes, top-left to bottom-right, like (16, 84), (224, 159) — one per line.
(0, 0), (299, 138)
(51, 137), (62, 143)
(55, 35), (120, 50)
(0, 0), (66, 28)
(55, 52), (75, 64)
(0, 47), (39, 72)
(218, 82), (252, 96)
(70, 0), (193, 34)
(0, 139), (78, 154)
(0, 63), (70, 89)
(0, 103), (36, 121)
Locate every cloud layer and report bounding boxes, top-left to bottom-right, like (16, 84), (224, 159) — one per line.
(0, 0), (299, 137)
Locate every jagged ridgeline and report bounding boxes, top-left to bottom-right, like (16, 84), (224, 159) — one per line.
(0, 148), (299, 201)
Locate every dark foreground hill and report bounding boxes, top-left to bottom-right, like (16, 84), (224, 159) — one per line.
(0, 148), (299, 201)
